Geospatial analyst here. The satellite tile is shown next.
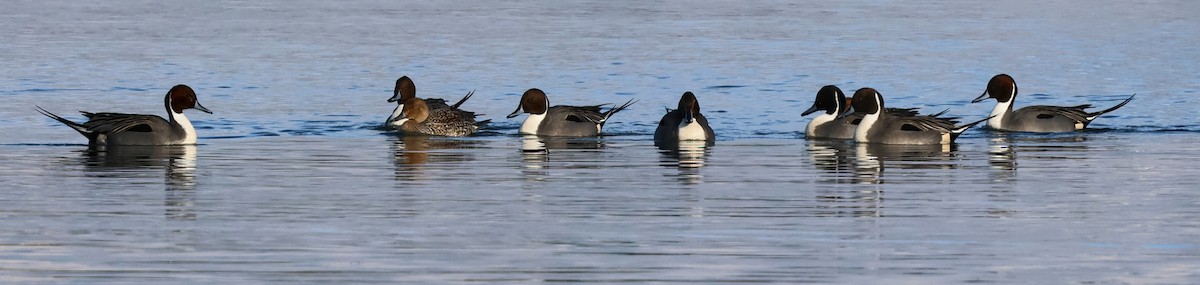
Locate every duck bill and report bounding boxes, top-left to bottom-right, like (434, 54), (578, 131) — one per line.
(684, 110), (695, 124)
(506, 104), (524, 119)
(386, 104), (405, 123)
(971, 90), (990, 104)
(387, 90), (402, 103)
(194, 102), (213, 114)
(835, 106), (856, 120)
(800, 105), (821, 116)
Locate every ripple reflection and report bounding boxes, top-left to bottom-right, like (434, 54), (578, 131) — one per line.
(656, 140), (712, 185)
(79, 145), (199, 220)
(390, 136), (480, 181)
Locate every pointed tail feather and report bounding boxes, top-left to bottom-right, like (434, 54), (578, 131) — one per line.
(599, 99), (637, 126)
(952, 115), (993, 134)
(475, 119), (492, 127)
(1086, 94), (1135, 121)
(948, 115), (994, 142)
(35, 106), (92, 137)
(450, 90), (475, 109)
(928, 108), (950, 118)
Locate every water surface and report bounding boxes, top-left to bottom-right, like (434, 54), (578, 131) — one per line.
(2, 0), (1198, 283)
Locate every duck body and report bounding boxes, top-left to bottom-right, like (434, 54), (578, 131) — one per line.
(655, 91), (715, 142)
(37, 84), (211, 147)
(508, 88), (636, 137)
(803, 85), (940, 140)
(385, 76), (488, 136)
(973, 74), (1134, 132)
(849, 88), (986, 145)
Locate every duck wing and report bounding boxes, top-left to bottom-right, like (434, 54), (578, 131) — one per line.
(1019, 105), (1091, 123)
(80, 112), (169, 134)
(894, 115), (959, 133)
(559, 105), (607, 124)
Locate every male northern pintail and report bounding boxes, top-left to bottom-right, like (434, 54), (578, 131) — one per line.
(506, 88), (636, 137)
(385, 76), (489, 136)
(36, 84), (212, 147)
(971, 74), (1135, 132)
(654, 91), (714, 142)
(846, 88), (987, 145)
(802, 85), (944, 140)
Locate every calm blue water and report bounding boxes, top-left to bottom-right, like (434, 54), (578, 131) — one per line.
(2, 0), (1199, 283)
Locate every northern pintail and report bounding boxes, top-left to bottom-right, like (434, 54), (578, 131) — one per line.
(506, 88), (636, 137)
(847, 88), (987, 145)
(971, 74), (1135, 132)
(654, 91), (715, 142)
(36, 84), (212, 146)
(802, 85), (942, 140)
(385, 76), (489, 136)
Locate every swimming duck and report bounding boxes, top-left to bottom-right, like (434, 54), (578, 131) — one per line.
(654, 91), (715, 142)
(848, 88), (987, 145)
(506, 88), (636, 137)
(385, 76), (488, 136)
(971, 74), (1134, 132)
(802, 85), (942, 140)
(36, 84), (212, 147)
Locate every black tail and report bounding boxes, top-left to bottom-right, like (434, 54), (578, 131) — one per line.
(600, 99), (637, 127)
(928, 108), (950, 118)
(35, 106), (92, 138)
(475, 119), (492, 127)
(450, 90), (475, 109)
(949, 115), (994, 142)
(1086, 94), (1135, 120)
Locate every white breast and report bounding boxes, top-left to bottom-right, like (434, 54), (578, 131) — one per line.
(171, 112), (198, 145)
(519, 113), (546, 135)
(385, 104), (405, 127)
(854, 112), (879, 143)
(987, 99), (1011, 130)
(806, 112), (837, 137)
(677, 119), (707, 141)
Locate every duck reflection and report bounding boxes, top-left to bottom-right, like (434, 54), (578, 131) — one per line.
(806, 140), (856, 184)
(656, 140), (712, 185)
(985, 132), (1092, 182)
(80, 145), (198, 220)
(853, 143), (960, 184)
(536, 136), (607, 150)
(804, 141), (882, 216)
(520, 135), (549, 181)
(988, 134), (1017, 182)
(164, 145), (197, 220)
(390, 135), (479, 181)
(852, 144), (883, 185)
(813, 185), (882, 218)
(1003, 132), (1091, 159)
(811, 143), (957, 217)
(518, 135), (609, 182)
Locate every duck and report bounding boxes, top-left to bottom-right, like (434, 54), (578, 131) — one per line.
(802, 85), (944, 140)
(971, 74), (1135, 132)
(847, 88), (987, 145)
(36, 84), (212, 147)
(385, 76), (489, 136)
(506, 88), (636, 137)
(654, 91), (715, 142)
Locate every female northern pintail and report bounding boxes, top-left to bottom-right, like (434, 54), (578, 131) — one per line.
(654, 91), (715, 142)
(971, 74), (1135, 132)
(846, 88), (988, 145)
(36, 84), (212, 147)
(385, 76), (489, 137)
(802, 85), (943, 140)
(506, 88), (636, 137)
